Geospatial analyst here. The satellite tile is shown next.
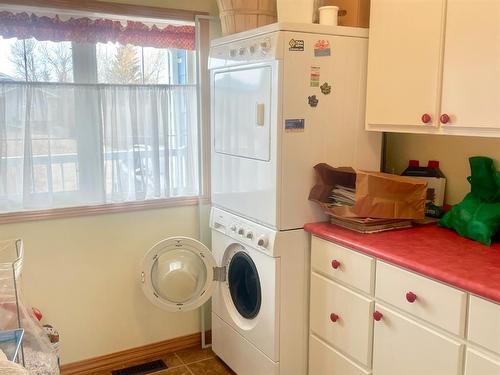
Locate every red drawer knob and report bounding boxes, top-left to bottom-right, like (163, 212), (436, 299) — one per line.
(406, 291), (417, 303)
(440, 113), (450, 124)
(421, 113), (432, 124)
(330, 313), (339, 323)
(331, 260), (341, 269)
(373, 311), (383, 321)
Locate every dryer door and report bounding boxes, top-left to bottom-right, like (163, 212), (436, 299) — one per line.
(213, 63), (272, 162)
(141, 237), (217, 312)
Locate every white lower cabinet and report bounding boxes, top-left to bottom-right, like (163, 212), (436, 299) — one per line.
(372, 304), (464, 375)
(465, 348), (500, 375)
(308, 235), (500, 375)
(375, 261), (467, 336)
(309, 335), (370, 375)
(468, 295), (500, 355)
(310, 273), (373, 366)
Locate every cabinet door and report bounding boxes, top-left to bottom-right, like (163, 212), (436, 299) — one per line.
(468, 295), (500, 355)
(441, 0), (500, 132)
(309, 335), (371, 375)
(310, 273), (373, 366)
(465, 349), (500, 375)
(372, 305), (463, 375)
(366, 0), (446, 129)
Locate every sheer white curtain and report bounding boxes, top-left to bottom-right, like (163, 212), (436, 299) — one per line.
(0, 82), (199, 213)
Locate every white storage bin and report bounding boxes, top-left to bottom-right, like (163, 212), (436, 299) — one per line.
(277, 0), (315, 23)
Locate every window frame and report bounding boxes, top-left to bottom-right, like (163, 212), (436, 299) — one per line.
(0, 3), (211, 222)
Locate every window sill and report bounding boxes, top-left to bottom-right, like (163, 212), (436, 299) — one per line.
(0, 196), (208, 225)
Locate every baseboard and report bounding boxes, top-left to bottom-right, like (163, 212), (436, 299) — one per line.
(60, 332), (201, 375)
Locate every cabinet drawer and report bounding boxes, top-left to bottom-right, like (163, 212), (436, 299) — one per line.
(310, 273), (373, 366)
(465, 348), (500, 375)
(375, 261), (467, 336)
(311, 236), (374, 293)
(468, 295), (500, 355)
(309, 335), (370, 375)
(373, 304), (464, 375)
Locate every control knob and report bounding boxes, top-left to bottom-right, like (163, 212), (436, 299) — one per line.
(230, 225), (237, 232)
(257, 235), (269, 248)
(246, 231), (254, 240)
(238, 228), (245, 236)
(260, 38), (271, 53)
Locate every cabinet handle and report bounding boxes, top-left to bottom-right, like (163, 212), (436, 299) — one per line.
(331, 260), (341, 270)
(373, 311), (383, 321)
(440, 113), (450, 124)
(421, 113), (432, 124)
(330, 313), (340, 323)
(406, 291), (417, 303)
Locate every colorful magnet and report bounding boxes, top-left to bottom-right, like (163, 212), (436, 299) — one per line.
(289, 39), (304, 51)
(308, 95), (319, 107)
(320, 82), (332, 95)
(285, 119), (305, 132)
(310, 66), (320, 87)
(314, 39), (331, 57)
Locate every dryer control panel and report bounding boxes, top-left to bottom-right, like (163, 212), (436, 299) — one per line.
(208, 32), (281, 69)
(210, 207), (277, 257)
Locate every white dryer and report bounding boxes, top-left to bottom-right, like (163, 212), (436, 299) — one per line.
(209, 23), (382, 231)
(141, 207), (310, 375)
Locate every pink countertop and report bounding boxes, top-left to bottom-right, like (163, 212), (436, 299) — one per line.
(304, 222), (500, 303)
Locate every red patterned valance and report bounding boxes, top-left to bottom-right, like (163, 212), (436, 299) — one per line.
(0, 11), (195, 50)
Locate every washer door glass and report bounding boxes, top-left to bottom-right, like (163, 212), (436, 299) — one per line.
(141, 237), (216, 312)
(228, 251), (262, 319)
(151, 249), (207, 303)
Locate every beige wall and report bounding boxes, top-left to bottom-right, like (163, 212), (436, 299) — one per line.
(385, 133), (500, 205)
(0, 206), (205, 364)
(0, 0), (220, 365)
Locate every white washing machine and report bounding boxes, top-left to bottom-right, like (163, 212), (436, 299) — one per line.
(141, 207), (310, 375)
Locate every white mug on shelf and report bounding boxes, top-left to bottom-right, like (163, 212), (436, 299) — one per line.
(318, 5), (339, 26)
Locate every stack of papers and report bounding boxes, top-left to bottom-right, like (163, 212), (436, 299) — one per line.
(328, 185), (356, 206)
(329, 214), (413, 234)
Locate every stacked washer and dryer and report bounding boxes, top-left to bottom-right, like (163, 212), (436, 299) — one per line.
(141, 23), (381, 375)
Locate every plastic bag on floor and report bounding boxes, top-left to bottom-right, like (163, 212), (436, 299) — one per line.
(0, 240), (59, 374)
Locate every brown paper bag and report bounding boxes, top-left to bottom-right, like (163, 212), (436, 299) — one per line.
(352, 171), (427, 219)
(309, 164), (427, 220)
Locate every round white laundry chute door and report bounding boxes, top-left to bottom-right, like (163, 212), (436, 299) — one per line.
(141, 237), (216, 312)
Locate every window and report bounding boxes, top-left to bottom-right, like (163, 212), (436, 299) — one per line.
(0, 37), (73, 82)
(0, 11), (199, 214)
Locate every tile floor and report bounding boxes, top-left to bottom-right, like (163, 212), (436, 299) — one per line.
(96, 347), (235, 375)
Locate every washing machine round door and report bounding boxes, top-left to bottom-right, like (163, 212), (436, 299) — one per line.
(227, 251), (262, 319)
(141, 237), (216, 312)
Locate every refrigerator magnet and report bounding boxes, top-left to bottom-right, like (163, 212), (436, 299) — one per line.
(310, 66), (320, 87)
(320, 82), (332, 95)
(308, 95), (319, 107)
(285, 119), (305, 132)
(314, 40), (331, 57)
(289, 39), (304, 51)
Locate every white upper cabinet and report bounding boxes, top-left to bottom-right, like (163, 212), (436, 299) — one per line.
(366, 0), (446, 129)
(441, 0), (500, 134)
(366, 0), (500, 137)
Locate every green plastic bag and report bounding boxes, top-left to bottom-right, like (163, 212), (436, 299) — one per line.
(468, 156), (500, 202)
(439, 157), (500, 246)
